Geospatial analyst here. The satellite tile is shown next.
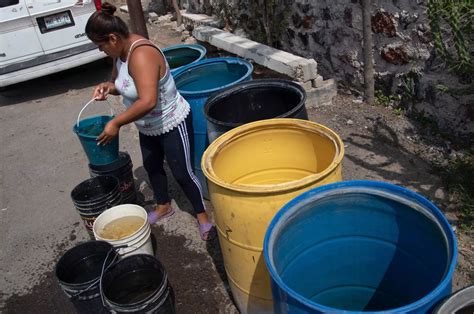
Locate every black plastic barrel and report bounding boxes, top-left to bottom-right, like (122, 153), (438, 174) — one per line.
(55, 241), (119, 314)
(71, 175), (122, 239)
(101, 254), (175, 313)
(88, 151), (137, 204)
(204, 79), (308, 143)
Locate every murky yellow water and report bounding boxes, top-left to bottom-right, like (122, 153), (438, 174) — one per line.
(99, 216), (144, 240)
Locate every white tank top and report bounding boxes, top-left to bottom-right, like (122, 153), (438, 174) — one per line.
(115, 39), (190, 135)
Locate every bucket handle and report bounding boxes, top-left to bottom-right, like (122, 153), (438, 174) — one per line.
(76, 98), (114, 128)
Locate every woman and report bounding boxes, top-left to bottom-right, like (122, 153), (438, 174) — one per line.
(86, 2), (216, 241)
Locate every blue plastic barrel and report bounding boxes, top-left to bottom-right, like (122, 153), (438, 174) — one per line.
(162, 44), (207, 76)
(264, 180), (457, 313)
(173, 57), (253, 198)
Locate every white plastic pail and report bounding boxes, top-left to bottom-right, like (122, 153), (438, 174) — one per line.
(93, 204), (153, 257)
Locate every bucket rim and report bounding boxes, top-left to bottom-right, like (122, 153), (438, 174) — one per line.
(71, 175), (120, 204)
(55, 240), (118, 287)
(204, 78), (307, 128)
(162, 43), (206, 55)
(88, 151), (132, 172)
(72, 114), (114, 139)
(101, 254), (169, 309)
(263, 180), (458, 313)
(173, 57), (253, 96)
(92, 204), (148, 241)
(201, 118), (344, 194)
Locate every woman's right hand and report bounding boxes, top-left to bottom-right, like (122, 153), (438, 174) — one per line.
(92, 82), (114, 100)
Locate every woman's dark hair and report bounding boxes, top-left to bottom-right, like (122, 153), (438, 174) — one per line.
(85, 2), (129, 42)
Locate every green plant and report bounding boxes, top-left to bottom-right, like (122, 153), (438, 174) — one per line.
(428, 0), (473, 76)
(375, 90), (401, 107)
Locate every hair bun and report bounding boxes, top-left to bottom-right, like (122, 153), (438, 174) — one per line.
(101, 2), (117, 16)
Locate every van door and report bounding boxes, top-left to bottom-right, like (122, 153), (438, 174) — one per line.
(25, 0), (97, 54)
(0, 0), (44, 65)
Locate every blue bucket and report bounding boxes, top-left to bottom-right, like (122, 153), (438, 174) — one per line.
(162, 44), (207, 76)
(264, 180), (457, 313)
(173, 57), (253, 198)
(73, 115), (119, 166)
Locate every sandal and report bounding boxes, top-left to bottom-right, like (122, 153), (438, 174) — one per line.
(197, 221), (217, 241)
(148, 206), (175, 224)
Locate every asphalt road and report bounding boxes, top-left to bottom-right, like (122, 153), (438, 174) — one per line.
(0, 59), (236, 313)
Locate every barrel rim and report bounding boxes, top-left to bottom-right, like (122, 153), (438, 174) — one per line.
(204, 79), (307, 128)
(263, 180), (458, 313)
(201, 118), (344, 194)
(173, 57), (254, 96)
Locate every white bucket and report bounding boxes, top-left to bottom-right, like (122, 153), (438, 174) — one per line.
(93, 204), (154, 257)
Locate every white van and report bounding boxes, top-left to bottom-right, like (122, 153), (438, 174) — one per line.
(0, 0), (106, 87)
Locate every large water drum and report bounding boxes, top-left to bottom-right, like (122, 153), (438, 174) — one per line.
(162, 44), (206, 76)
(204, 79), (308, 143)
(264, 181), (457, 313)
(201, 118), (344, 313)
(174, 57), (253, 198)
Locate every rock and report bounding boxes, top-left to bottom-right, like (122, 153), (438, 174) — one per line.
(372, 10), (397, 37)
(347, 119), (354, 125)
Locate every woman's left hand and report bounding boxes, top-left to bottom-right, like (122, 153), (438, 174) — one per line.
(97, 119), (120, 146)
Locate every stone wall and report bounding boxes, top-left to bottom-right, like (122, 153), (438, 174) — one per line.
(153, 0), (473, 140)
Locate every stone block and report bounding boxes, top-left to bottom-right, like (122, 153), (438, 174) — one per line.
(193, 26), (319, 82)
(303, 79), (337, 108)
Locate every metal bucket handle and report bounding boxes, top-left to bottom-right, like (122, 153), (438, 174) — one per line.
(76, 98), (114, 128)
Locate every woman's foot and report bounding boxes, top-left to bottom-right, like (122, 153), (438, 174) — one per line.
(148, 202), (175, 224)
(197, 212), (216, 241)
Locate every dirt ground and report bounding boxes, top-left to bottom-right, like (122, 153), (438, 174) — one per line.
(1, 5), (472, 314)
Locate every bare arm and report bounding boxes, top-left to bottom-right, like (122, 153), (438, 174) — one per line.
(92, 59), (120, 100)
(97, 46), (165, 145)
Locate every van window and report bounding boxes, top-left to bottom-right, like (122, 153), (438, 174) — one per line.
(0, 0), (19, 8)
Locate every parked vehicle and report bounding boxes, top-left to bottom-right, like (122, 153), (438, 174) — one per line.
(0, 0), (106, 87)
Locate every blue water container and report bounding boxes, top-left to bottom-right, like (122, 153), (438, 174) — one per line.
(162, 44), (207, 76)
(173, 57), (253, 198)
(264, 180), (457, 313)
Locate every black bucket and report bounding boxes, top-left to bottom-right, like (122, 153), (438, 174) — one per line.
(88, 151), (137, 204)
(55, 241), (119, 314)
(71, 175), (122, 239)
(204, 79), (308, 143)
(101, 254), (175, 313)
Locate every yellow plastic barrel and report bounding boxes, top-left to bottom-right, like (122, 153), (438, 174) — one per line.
(201, 118), (344, 313)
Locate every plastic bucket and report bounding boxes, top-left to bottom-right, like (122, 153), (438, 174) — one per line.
(433, 285), (474, 314)
(174, 57), (253, 198)
(93, 204), (153, 257)
(71, 175), (122, 239)
(55, 240), (119, 313)
(162, 44), (207, 76)
(73, 115), (119, 166)
(101, 254), (175, 313)
(264, 181), (458, 313)
(201, 118), (344, 313)
(205, 79), (308, 143)
(89, 151), (137, 204)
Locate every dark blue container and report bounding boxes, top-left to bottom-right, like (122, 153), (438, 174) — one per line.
(264, 180), (457, 313)
(173, 57), (253, 198)
(162, 44), (207, 76)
